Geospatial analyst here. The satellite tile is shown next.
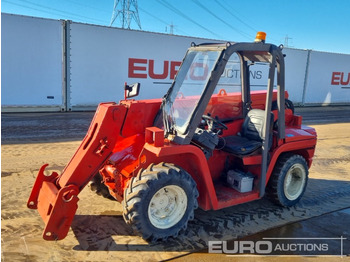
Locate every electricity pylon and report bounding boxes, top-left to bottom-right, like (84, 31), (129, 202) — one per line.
(110, 0), (141, 29)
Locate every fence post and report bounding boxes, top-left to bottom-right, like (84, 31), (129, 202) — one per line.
(61, 20), (67, 111)
(63, 20), (72, 111)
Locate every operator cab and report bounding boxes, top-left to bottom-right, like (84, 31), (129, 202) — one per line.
(155, 33), (287, 197)
(156, 38), (285, 156)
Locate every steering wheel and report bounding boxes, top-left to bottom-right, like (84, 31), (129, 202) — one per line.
(202, 114), (228, 131)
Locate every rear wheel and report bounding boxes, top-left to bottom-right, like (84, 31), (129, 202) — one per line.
(122, 162), (198, 241)
(272, 98), (295, 113)
(266, 154), (308, 207)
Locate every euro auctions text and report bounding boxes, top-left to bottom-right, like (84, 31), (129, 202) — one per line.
(208, 237), (346, 256)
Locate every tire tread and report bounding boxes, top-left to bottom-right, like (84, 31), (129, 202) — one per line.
(266, 154), (308, 207)
(122, 162), (198, 241)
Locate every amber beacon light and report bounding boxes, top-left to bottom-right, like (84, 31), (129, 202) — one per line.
(255, 31), (266, 43)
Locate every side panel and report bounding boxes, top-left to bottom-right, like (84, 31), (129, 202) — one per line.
(283, 48), (309, 104)
(1, 14), (64, 111)
(304, 51), (350, 104)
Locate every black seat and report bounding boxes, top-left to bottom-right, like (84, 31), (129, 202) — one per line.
(222, 109), (274, 155)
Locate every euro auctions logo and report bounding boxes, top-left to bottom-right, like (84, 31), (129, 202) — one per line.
(209, 240), (273, 254)
(128, 58), (210, 81)
(128, 58), (181, 80)
(331, 72), (350, 88)
(208, 237), (347, 256)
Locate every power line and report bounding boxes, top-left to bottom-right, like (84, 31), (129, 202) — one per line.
(219, 0), (279, 43)
(141, 7), (190, 35)
(221, 0), (260, 31)
(214, 0), (257, 33)
(64, 0), (110, 15)
(3, 0), (105, 24)
(21, 0), (106, 23)
(192, 0), (251, 40)
(138, 6), (168, 26)
(156, 0), (223, 39)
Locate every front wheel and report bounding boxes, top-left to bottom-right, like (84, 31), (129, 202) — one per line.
(122, 163), (198, 241)
(266, 154), (308, 207)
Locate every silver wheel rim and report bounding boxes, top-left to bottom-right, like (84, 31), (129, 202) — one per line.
(148, 185), (187, 229)
(284, 163), (306, 201)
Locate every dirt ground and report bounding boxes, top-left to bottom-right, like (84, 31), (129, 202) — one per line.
(1, 122), (350, 261)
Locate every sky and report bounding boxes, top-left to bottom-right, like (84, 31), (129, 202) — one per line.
(2, 0), (350, 54)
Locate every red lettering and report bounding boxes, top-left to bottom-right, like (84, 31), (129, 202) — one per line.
(149, 60), (168, 79)
(331, 72), (342, 85)
(331, 72), (350, 86)
(331, 72), (341, 85)
(128, 58), (182, 79)
(128, 58), (147, 78)
(340, 72), (350, 85)
(170, 61), (181, 79)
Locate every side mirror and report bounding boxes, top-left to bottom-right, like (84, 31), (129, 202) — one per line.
(124, 82), (140, 99)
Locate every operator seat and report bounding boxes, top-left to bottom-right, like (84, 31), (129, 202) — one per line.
(222, 109), (274, 155)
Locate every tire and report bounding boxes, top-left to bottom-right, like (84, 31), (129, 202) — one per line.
(266, 154), (308, 207)
(285, 99), (295, 114)
(272, 99), (295, 114)
(122, 162), (199, 241)
(89, 173), (115, 200)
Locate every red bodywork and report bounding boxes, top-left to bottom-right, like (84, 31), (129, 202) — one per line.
(27, 90), (317, 240)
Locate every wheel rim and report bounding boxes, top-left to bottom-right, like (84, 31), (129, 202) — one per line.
(283, 163), (306, 201)
(148, 185), (187, 229)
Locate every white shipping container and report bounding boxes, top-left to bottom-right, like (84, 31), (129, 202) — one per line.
(304, 51), (350, 105)
(1, 14), (350, 111)
(1, 14), (64, 111)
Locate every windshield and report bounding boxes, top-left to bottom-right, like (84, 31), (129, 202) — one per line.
(163, 50), (222, 134)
